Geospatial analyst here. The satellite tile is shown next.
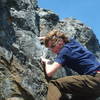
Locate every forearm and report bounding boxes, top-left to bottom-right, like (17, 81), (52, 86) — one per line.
(41, 57), (61, 77)
(45, 62), (61, 77)
(45, 64), (56, 77)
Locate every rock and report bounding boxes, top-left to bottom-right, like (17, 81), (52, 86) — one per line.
(0, 0), (47, 100)
(0, 0), (100, 100)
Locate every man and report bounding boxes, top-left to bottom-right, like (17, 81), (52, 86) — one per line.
(40, 30), (100, 100)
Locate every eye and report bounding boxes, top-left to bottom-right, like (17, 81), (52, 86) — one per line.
(51, 45), (55, 48)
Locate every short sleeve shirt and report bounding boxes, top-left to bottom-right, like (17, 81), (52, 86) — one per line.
(55, 39), (100, 75)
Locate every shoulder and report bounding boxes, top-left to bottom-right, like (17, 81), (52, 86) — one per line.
(60, 45), (71, 54)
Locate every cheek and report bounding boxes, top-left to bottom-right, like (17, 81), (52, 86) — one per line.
(56, 44), (62, 50)
(52, 46), (61, 53)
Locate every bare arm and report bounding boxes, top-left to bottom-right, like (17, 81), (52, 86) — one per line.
(41, 58), (62, 77)
(38, 36), (45, 40)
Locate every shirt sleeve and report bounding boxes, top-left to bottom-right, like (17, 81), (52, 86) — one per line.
(54, 47), (71, 66)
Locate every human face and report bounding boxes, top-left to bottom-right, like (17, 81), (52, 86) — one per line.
(48, 39), (64, 54)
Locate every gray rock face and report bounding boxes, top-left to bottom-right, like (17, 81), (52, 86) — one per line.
(36, 8), (59, 36)
(0, 0), (100, 100)
(0, 0), (47, 100)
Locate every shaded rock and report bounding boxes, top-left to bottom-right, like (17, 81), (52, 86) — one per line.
(0, 0), (48, 100)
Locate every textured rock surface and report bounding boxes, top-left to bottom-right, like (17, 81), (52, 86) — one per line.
(0, 0), (100, 100)
(0, 0), (47, 100)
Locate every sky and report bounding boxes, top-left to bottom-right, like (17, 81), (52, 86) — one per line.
(38, 0), (100, 43)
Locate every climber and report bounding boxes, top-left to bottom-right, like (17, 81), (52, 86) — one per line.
(39, 29), (100, 100)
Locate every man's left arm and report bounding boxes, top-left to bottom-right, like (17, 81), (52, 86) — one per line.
(41, 57), (62, 77)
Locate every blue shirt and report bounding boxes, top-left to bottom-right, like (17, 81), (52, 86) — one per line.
(55, 39), (100, 75)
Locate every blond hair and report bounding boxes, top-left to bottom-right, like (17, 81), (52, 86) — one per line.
(44, 30), (69, 48)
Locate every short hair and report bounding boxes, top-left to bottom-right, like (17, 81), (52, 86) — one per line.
(44, 30), (69, 48)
